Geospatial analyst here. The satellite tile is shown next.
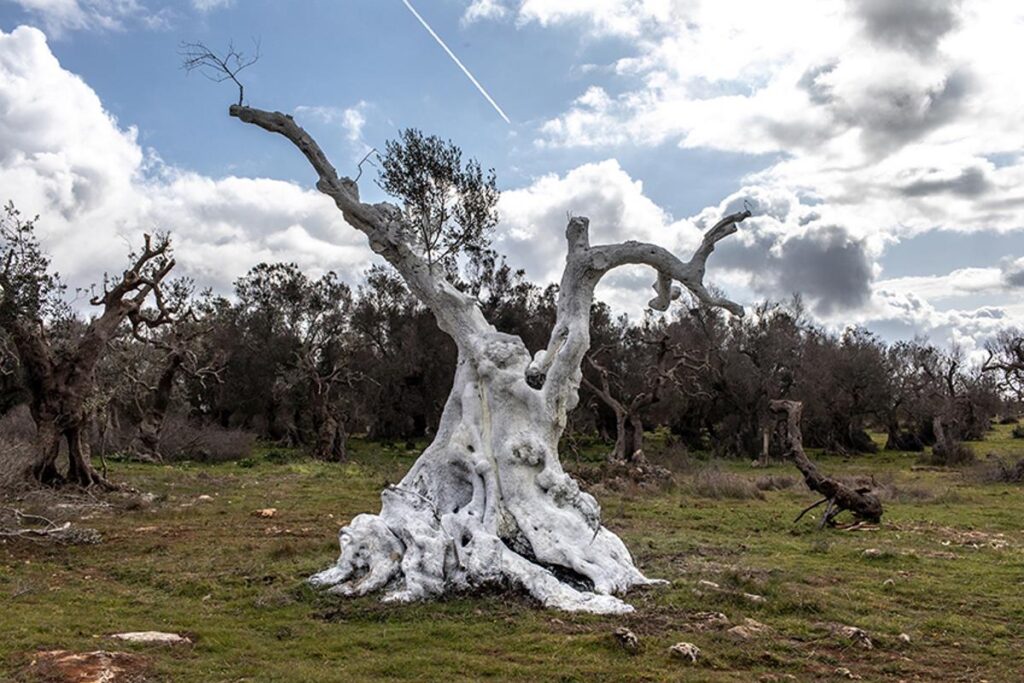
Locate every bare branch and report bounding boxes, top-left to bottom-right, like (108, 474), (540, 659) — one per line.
(179, 39), (260, 106)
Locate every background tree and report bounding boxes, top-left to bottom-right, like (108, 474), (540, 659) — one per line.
(0, 202), (177, 487)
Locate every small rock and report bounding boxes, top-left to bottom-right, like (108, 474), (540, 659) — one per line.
(742, 592), (767, 604)
(727, 617), (770, 640)
(668, 641), (700, 663)
(882, 578), (895, 588)
(253, 508), (277, 518)
(697, 579), (720, 589)
(109, 631), (191, 644)
(196, 495), (213, 502)
(834, 666), (861, 679)
(898, 632), (912, 644)
(862, 548), (883, 557)
(612, 627), (639, 654)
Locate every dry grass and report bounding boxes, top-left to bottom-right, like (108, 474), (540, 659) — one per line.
(0, 407), (35, 490)
(155, 415), (257, 463)
(687, 463), (765, 500)
(754, 473), (797, 491)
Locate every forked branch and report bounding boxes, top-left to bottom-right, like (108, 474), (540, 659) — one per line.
(180, 39), (261, 106)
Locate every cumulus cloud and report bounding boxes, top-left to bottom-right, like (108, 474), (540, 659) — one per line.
(0, 26), (372, 294)
(484, 0), (1024, 252)
(853, 0), (961, 56)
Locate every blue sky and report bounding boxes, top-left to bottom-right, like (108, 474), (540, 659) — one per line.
(2, 0), (1024, 358)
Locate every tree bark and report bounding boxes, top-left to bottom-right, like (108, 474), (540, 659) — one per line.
(229, 103), (748, 614)
(133, 352), (184, 461)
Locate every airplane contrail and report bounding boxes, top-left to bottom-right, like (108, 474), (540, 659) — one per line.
(400, 0), (512, 125)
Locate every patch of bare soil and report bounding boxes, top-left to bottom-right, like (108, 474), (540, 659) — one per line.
(16, 650), (150, 683)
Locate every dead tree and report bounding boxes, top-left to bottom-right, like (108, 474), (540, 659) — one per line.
(770, 400), (883, 527)
(212, 94), (749, 613)
(983, 330), (1024, 403)
(0, 203), (177, 487)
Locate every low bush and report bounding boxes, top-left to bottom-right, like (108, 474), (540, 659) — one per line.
(754, 474), (797, 491)
(920, 440), (975, 467)
(972, 454), (1024, 484)
(158, 415), (257, 463)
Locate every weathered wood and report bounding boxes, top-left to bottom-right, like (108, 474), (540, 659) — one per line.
(770, 400), (883, 526)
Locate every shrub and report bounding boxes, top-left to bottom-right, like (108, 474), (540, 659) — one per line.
(921, 440), (975, 467)
(158, 415), (257, 463)
(887, 431), (925, 452)
(0, 406), (36, 489)
(972, 454), (1024, 484)
(755, 474), (797, 491)
(1011, 425), (1024, 439)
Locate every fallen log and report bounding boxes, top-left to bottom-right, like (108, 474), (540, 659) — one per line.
(769, 400), (883, 527)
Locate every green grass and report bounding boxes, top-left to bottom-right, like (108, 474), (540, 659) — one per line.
(2, 430), (1023, 681)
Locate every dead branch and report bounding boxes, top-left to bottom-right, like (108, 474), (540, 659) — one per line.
(770, 400), (883, 527)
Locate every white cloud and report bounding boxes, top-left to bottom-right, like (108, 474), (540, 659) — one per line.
(0, 26), (372, 295)
(6, 0), (157, 35)
(191, 0), (232, 12)
(293, 101), (372, 156)
(502, 0), (1024, 247)
(462, 0), (508, 25)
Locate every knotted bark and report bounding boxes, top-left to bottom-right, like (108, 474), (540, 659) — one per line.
(229, 103), (749, 613)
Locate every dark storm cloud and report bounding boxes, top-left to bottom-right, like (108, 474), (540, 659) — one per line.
(1001, 259), (1024, 289)
(790, 59), (972, 158)
(853, 0), (961, 55)
(899, 166), (993, 198)
(852, 68), (972, 154)
(716, 224), (874, 316)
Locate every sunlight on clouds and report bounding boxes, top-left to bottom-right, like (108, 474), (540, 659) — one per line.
(0, 26), (371, 294)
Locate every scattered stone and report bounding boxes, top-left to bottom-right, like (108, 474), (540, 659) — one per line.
(834, 666), (861, 680)
(26, 649), (149, 682)
(253, 508), (277, 518)
(612, 627), (640, 654)
(833, 625), (873, 650)
(862, 548), (883, 557)
(109, 631), (191, 645)
(196, 495), (213, 502)
(742, 592), (767, 604)
(668, 641), (701, 663)
(882, 578), (895, 588)
(689, 611), (730, 630)
(697, 579), (721, 589)
(727, 617), (770, 640)
(898, 632), (912, 644)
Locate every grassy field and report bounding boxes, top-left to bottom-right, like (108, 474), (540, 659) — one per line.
(2, 429), (1023, 682)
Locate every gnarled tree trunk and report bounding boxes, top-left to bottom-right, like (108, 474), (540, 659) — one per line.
(229, 103), (748, 614)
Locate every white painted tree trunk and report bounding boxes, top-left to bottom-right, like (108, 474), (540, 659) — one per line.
(228, 104), (749, 613)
